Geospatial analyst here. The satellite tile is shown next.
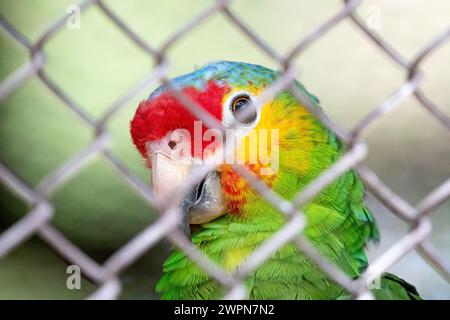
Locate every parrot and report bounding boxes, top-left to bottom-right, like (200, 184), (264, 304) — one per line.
(129, 60), (421, 300)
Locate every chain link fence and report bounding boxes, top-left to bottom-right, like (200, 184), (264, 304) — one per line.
(0, 0), (449, 299)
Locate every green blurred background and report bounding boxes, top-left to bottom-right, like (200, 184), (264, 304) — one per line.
(0, 0), (449, 299)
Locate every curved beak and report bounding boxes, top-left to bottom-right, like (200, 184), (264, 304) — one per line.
(151, 151), (225, 239)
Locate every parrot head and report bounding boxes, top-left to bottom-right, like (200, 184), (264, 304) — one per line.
(130, 61), (337, 235)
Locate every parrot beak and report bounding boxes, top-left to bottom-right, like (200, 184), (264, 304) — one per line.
(151, 151), (193, 237)
(150, 147), (225, 239)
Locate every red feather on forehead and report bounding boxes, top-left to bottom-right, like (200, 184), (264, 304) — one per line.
(130, 80), (229, 160)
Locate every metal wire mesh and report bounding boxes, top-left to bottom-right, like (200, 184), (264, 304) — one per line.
(0, 0), (449, 300)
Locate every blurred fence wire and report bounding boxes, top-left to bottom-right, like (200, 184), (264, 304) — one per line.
(0, 0), (450, 299)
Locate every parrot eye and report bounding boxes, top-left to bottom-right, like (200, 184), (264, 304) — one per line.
(230, 94), (257, 125)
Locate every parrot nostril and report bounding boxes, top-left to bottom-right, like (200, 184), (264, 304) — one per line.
(168, 140), (177, 150)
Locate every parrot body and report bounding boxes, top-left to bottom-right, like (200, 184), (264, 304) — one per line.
(130, 61), (421, 300)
